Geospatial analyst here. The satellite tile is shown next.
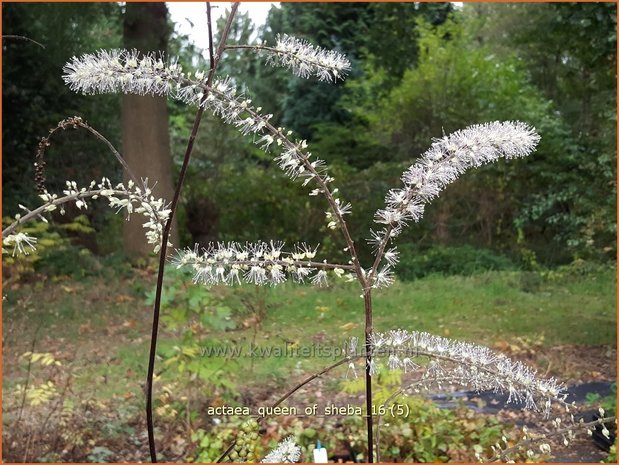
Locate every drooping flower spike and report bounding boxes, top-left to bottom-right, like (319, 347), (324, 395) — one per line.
(373, 121), (539, 238)
(173, 241), (354, 287)
(368, 121), (540, 287)
(3, 178), (171, 255)
(356, 329), (564, 415)
(265, 34), (351, 82)
(261, 436), (302, 463)
(226, 34), (351, 82)
(64, 49), (352, 235)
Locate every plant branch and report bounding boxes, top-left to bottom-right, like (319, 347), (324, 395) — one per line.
(2, 34), (45, 48)
(2, 188), (133, 238)
(486, 416), (617, 462)
(34, 116), (139, 194)
(200, 86), (366, 286)
(269, 357), (354, 410)
(363, 291), (374, 462)
(217, 356), (353, 462)
(176, 257), (355, 272)
(145, 3), (239, 462)
(207, 75), (377, 461)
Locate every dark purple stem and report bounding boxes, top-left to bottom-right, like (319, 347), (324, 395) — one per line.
(145, 3), (239, 462)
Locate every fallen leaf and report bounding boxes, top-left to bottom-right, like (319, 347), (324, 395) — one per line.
(79, 323), (92, 334)
(115, 294), (134, 303)
(122, 319), (136, 328)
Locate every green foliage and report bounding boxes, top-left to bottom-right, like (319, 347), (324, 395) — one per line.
(86, 447), (114, 463)
(396, 245), (515, 280)
(605, 444), (617, 464)
(190, 395), (503, 463)
(3, 3), (123, 215)
(466, 3), (616, 133)
(586, 383), (616, 417)
(4, 2), (616, 266)
(261, 3), (452, 140)
(377, 397), (503, 462)
(144, 269), (239, 401)
(2, 216), (111, 280)
(340, 371), (505, 462)
(465, 3), (617, 263)
(359, 16), (615, 263)
(145, 269), (236, 334)
(363, 3), (452, 81)
(371, 19), (556, 154)
(191, 427), (228, 462)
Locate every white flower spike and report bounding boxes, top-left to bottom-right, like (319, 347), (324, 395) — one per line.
(261, 436), (301, 463)
(267, 34), (351, 82)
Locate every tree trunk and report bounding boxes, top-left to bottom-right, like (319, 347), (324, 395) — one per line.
(122, 2), (178, 257)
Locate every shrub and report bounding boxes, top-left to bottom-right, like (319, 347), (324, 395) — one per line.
(396, 244), (515, 280)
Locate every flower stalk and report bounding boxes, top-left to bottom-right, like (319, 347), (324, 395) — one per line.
(144, 4), (239, 462)
(54, 15), (578, 464)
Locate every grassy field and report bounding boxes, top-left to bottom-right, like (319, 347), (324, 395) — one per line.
(2, 262), (616, 462)
(3, 264), (616, 401)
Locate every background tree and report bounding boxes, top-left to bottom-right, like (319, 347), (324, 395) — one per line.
(464, 3), (617, 262)
(2, 2), (615, 267)
(122, 2), (178, 256)
(2, 3), (122, 245)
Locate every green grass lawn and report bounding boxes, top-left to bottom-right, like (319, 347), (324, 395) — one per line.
(2, 264), (616, 464)
(3, 265), (616, 401)
(230, 267), (616, 386)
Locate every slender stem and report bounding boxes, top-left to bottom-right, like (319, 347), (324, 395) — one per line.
(178, 258), (355, 271)
(216, 356), (354, 463)
(369, 225), (394, 279)
(487, 416), (617, 463)
(75, 120), (140, 185)
(2, 188), (132, 238)
(206, 3), (215, 66)
(225, 44), (278, 52)
(145, 3), (239, 462)
(34, 116), (139, 193)
(2, 34), (45, 48)
(363, 291), (374, 462)
(269, 357), (353, 410)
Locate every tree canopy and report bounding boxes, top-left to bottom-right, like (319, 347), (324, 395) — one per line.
(3, 2), (615, 265)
